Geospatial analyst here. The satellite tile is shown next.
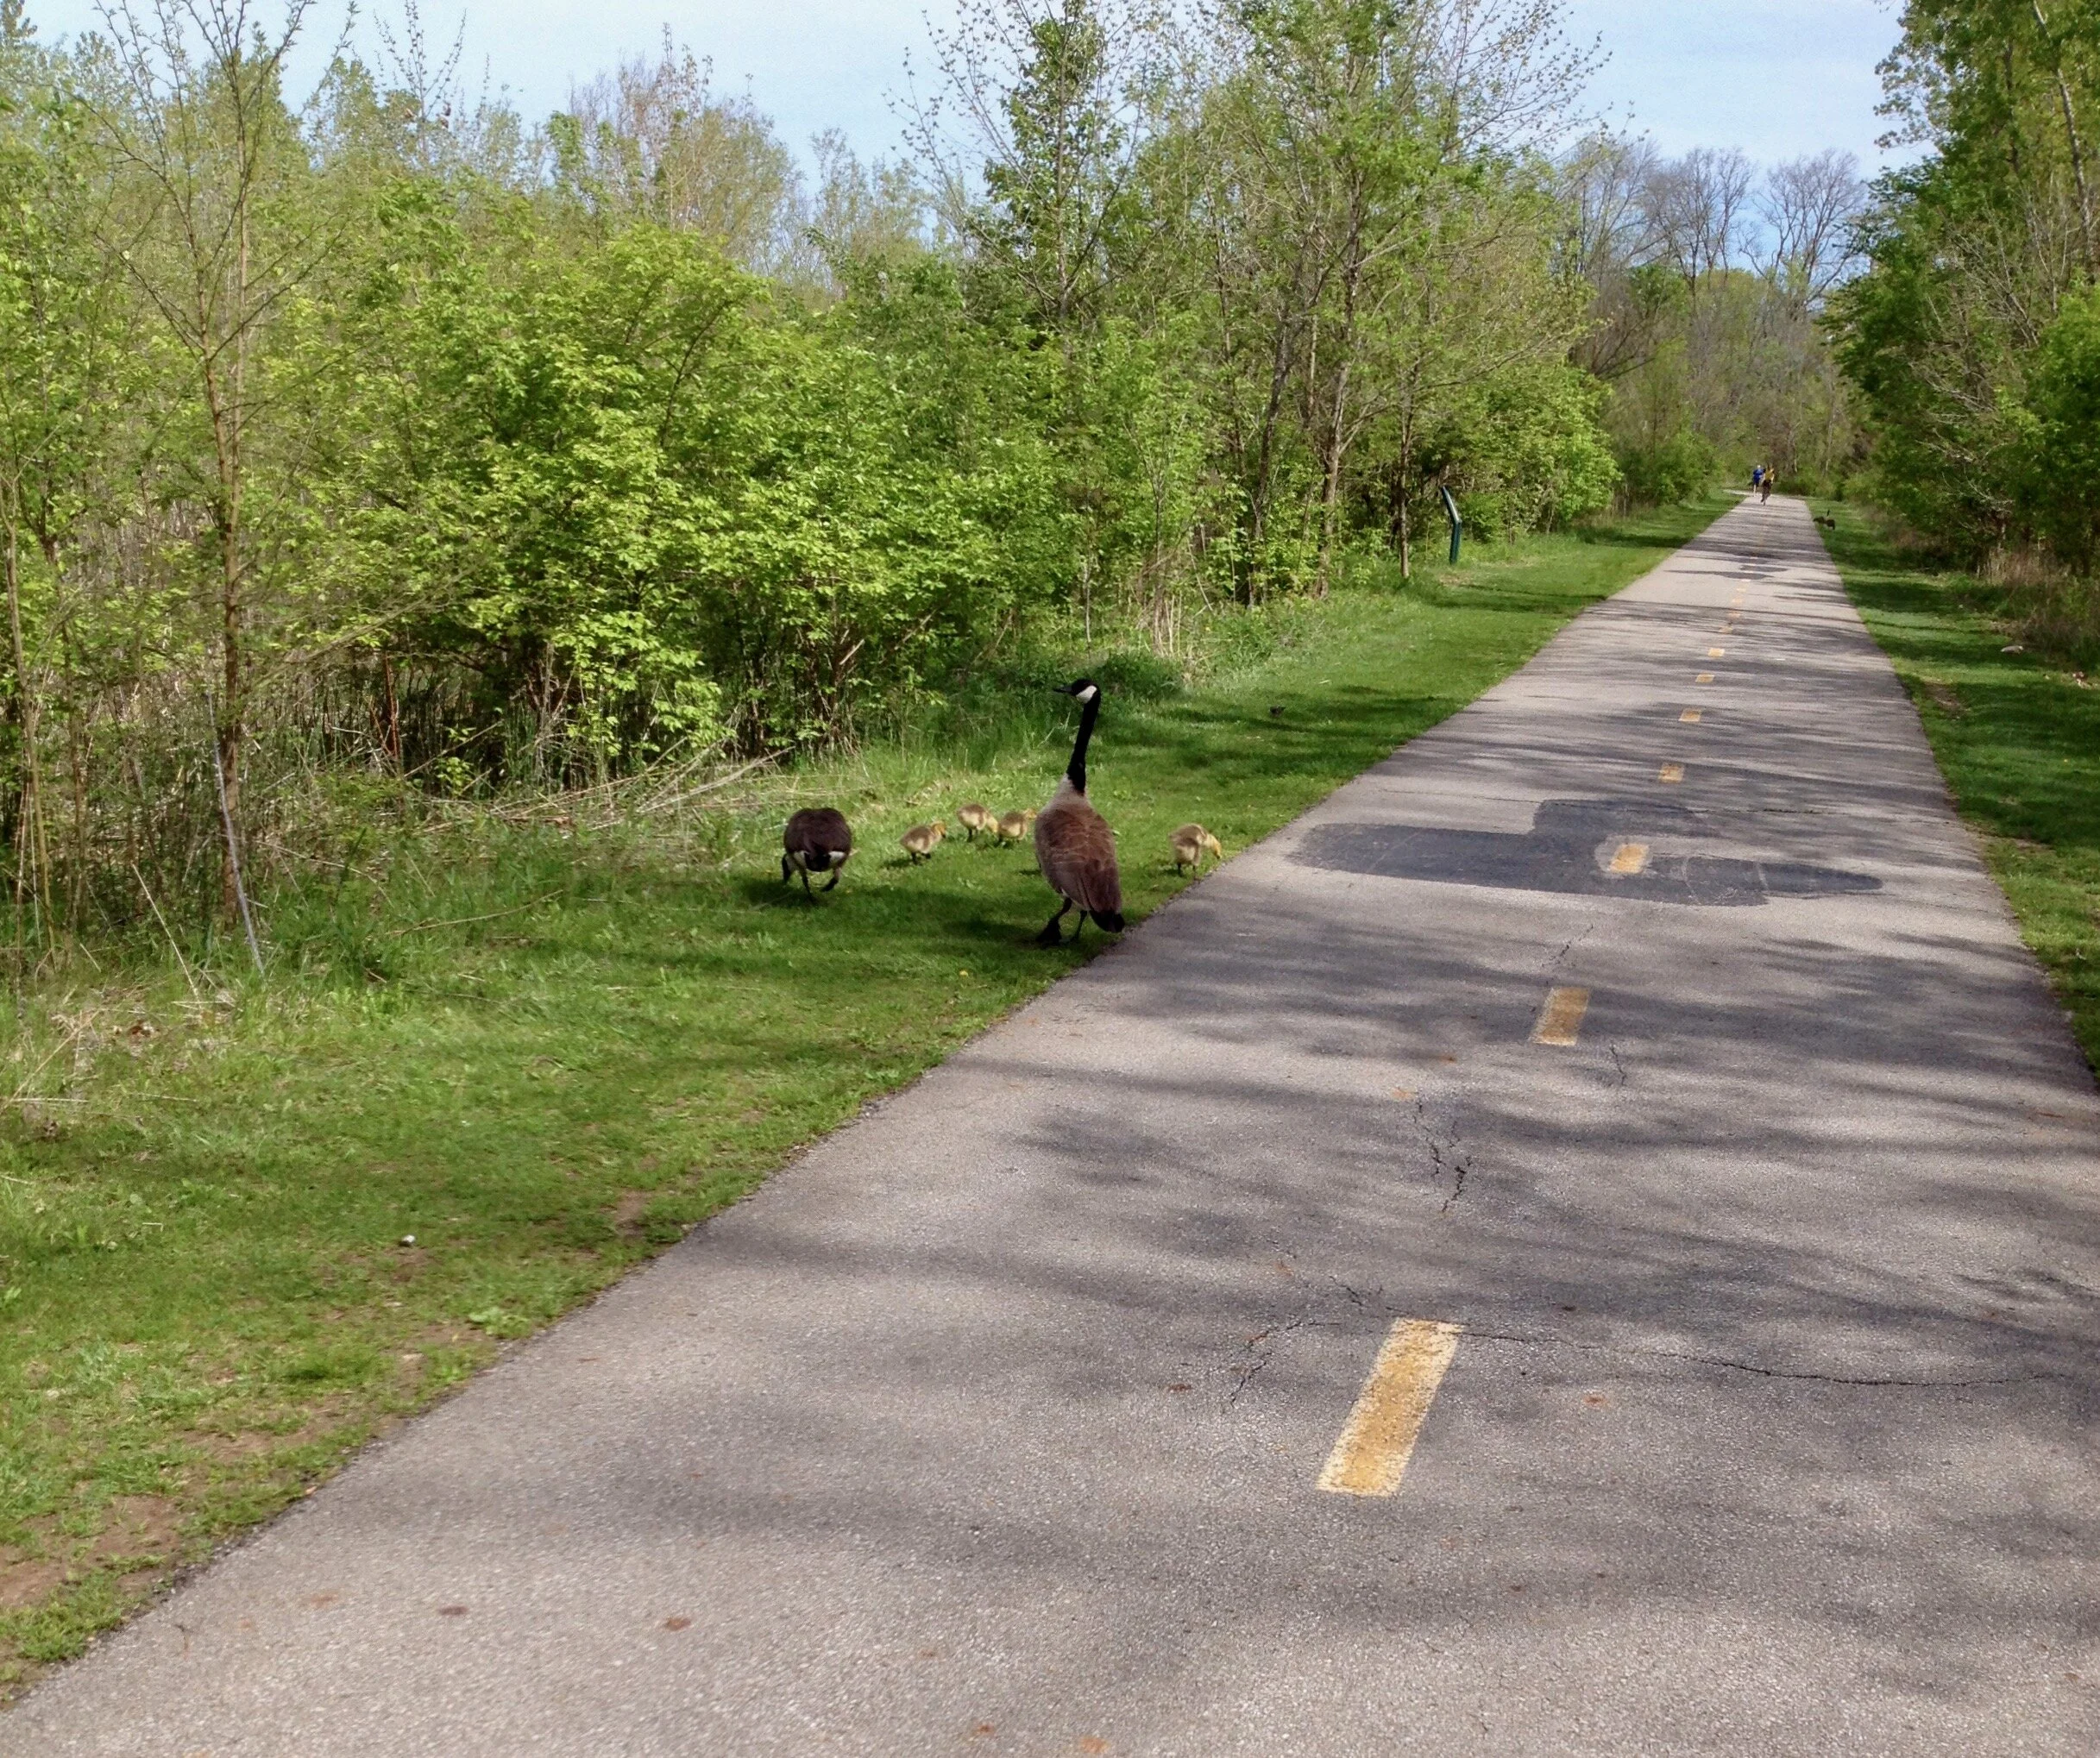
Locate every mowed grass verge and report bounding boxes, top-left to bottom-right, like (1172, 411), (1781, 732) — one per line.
(0, 495), (1726, 1692)
(1817, 502), (2100, 1070)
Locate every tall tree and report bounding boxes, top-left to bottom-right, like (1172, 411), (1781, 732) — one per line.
(87, 0), (335, 920)
(0, 40), (132, 939)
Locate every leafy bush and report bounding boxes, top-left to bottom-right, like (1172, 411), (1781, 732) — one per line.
(1616, 430), (1716, 507)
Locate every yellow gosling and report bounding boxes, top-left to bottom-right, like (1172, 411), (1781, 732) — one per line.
(1170, 823), (1224, 874)
(901, 820), (946, 863)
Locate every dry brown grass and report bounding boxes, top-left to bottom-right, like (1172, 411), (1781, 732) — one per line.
(1980, 546), (2100, 658)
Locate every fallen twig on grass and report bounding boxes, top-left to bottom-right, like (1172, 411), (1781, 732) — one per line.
(380, 890), (565, 939)
(133, 864), (203, 1003)
(622, 753), (783, 819)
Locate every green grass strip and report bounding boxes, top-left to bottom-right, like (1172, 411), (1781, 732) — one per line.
(1816, 502), (2100, 1074)
(0, 494), (1725, 1691)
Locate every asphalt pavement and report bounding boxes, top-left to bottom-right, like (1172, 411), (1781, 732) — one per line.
(9, 495), (2098, 1755)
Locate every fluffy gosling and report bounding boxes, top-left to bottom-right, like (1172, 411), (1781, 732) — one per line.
(957, 801), (993, 841)
(901, 820), (947, 863)
(1170, 824), (1223, 874)
(995, 807), (1037, 844)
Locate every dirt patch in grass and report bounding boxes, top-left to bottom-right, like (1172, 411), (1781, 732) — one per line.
(609, 1190), (652, 1237)
(191, 1422), (334, 1464)
(2, 1495), (182, 1615)
(85, 1497), (182, 1567)
(0, 1560), (67, 1616)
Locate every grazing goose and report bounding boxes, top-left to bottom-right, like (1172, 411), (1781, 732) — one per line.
(995, 807), (1036, 844)
(957, 802), (993, 841)
(1034, 680), (1123, 945)
(783, 808), (852, 895)
(901, 820), (946, 863)
(1170, 824), (1223, 873)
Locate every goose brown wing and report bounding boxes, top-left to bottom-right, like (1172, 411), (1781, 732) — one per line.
(1035, 798), (1122, 915)
(785, 807), (851, 857)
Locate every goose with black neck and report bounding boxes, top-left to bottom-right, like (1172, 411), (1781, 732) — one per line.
(1034, 678), (1125, 945)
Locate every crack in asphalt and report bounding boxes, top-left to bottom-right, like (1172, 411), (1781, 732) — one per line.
(1411, 1096), (1474, 1214)
(1541, 920), (1597, 977)
(1227, 1312), (1316, 1404)
(1223, 1276), (1386, 1407)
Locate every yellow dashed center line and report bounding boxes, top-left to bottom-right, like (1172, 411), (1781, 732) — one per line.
(1696, 672), (1715, 683)
(1657, 762), (1684, 783)
(1708, 647), (1726, 657)
(1531, 985), (1590, 1046)
(1608, 841), (1650, 875)
(1317, 1319), (1462, 1497)
(1680, 707), (1702, 723)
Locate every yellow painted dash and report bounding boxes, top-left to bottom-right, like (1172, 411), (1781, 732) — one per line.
(1608, 841), (1650, 876)
(1680, 707), (1702, 723)
(1708, 647), (1726, 657)
(1658, 762), (1684, 783)
(1531, 985), (1590, 1046)
(1317, 1319), (1462, 1497)
(1696, 672), (1715, 683)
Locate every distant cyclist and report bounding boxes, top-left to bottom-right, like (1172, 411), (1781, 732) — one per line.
(1758, 468), (1774, 504)
(1751, 463), (1765, 494)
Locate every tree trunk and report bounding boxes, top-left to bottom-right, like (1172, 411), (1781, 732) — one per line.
(204, 203), (249, 922)
(66, 704), (86, 932)
(216, 443), (243, 922)
(380, 651), (402, 772)
(2034, 3), (2097, 279)
(3, 519), (51, 940)
(1242, 305), (1301, 600)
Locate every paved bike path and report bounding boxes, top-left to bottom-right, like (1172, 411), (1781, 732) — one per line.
(9, 497), (2098, 1755)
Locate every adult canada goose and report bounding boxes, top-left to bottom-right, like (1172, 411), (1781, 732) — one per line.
(782, 807), (852, 895)
(957, 801), (993, 841)
(1170, 824), (1223, 873)
(1034, 680), (1123, 944)
(901, 820), (946, 863)
(995, 807), (1036, 844)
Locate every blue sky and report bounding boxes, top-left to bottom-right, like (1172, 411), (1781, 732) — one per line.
(22, 1), (1908, 172)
